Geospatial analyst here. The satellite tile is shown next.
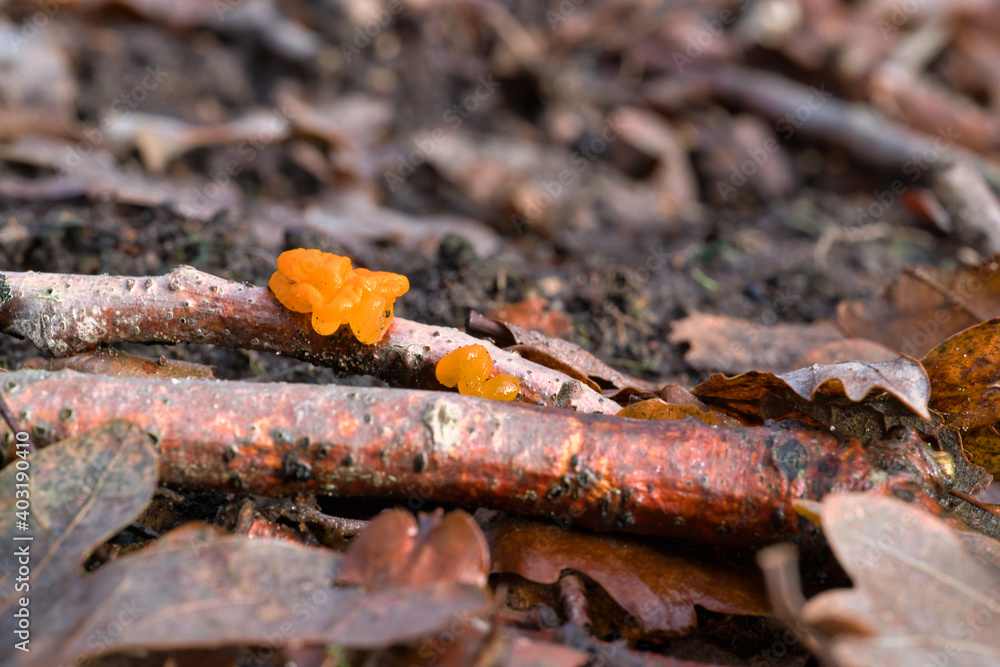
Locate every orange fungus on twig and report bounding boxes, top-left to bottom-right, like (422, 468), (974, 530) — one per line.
(269, 248), (409, 344)
(436, 344), (520, 401)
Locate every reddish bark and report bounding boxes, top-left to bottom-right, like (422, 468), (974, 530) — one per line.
(0, 370), (951, 547)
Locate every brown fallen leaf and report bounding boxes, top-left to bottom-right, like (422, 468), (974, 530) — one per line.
(617, 398), (719, 426)
(837, 255), (1000, 358)
(0, 420), (156, 592)
(668, 311), (844, 375)
(334, 509), (495, 666)
(468, 312), (657, 391)
(422, 130), (578, 235)
(605, 383), (743, 427)
(504, 635), (590, 666)
(278, 91), (394, 150)
(0, 17), (77, 140)
(611, 107), (701, 221)
(487, 294), (573, 338)
(923, 316), (1000, 431)
(961, 425), (1000, 479)
(691, 355), (932, 423)
(0, 139), (241, 221)
(0, 422), (491, 666)
(336, 509), (490, 591)
(791, 338), (901, 368)
(104, 0), (323, 61)
(16, 522), (489, 666)
(106, 110), (293, 172)
(508, 345), (603, 393)
(800, 494), (1000, 667)
(483, 516), (770, 634)
(305, 191), (502, 257)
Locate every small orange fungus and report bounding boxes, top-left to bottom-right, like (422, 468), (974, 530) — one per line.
(436, 344), (520, 401)
(269, 248), (409, 344)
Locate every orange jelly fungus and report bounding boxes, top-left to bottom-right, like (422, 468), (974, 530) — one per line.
(435, 344), (520, 401)
(269, 248), (409, 344)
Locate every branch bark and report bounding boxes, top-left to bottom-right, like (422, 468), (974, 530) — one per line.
(0, 370), (951, 547)
(0, 268), (619, 414)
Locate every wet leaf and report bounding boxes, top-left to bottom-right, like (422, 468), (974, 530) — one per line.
(484, 518), (770, 634)
(423, 131), (578, 236)
(668, 311), (844, 374)
(961, 426), (1000, 478)
(305, 191), (501, 257)
(923, 317), (1000, 431)
(606, 384), (743, 426)
(801, 494), (1000, 667)
(336, 509), (490, 591)
(617, 398), (718, 426)
(837, 256), (1000, 358)
(692, 356), (931, 422)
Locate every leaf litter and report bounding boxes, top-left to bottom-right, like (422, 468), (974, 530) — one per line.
(4, 1), (1000, 664)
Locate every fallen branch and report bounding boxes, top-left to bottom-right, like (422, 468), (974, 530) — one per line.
(0, 370), (952, 547)
(654, 66), (1000, 183)
(0, 268), (619, 414)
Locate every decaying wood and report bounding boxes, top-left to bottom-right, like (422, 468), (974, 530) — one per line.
(0, 370), (953, 547)
(0, 268), (619, 415)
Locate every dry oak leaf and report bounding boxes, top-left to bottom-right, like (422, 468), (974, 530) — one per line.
(668, 311), (844, 375)
(335, 508), (490, 591)
(791, 338), (900, 368)
(692, 355), (932, 423)
(0, 421), (489, 666)
(801, 494), (1000, 667)
(483, 517), (770, 634)
(837, 255), (1000, 358)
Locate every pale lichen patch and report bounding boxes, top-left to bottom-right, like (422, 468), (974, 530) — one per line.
(422, 396), (462, 451)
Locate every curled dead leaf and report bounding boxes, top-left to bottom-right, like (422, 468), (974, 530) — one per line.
(484, 517), (770, 635)
(800, 494), (1000, 667)
(692, 356), (931, 423)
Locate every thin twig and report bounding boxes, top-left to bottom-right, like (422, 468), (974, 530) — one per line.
(0, 268), (619, 415)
